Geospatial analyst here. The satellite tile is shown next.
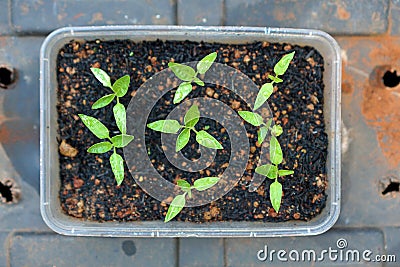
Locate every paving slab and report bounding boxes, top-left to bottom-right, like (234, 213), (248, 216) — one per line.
(179, 238), (224, 267)
(225, 228), (385, 266)
(0, 1), (11, 35)
(383, 227), (400, 266)
(336, 37), (400, 227)
(0, 232), (9, 267)
(177, 0), (223, 26)
(11, 0), (175, 34)
(225, 0), (389, 35)
(0, 37), (47, 231)
(390, 0), (400, 35)
(0, 37), (43, 193)
(8, 232), (177, 267)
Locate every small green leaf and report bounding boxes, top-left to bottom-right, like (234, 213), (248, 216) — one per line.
(113, 103), (126, 134)
(177, 180), (192, 197)
(196, 52), (217, 74)
(110, 152), (124, 186)
(255, 164), (278, 179)
(79, 114), (109, 139)
(177, 180), (191, 191)
(238, 111), (264, 126)
(87, 141), (113, 153)
(278, 170), (294, 177)
(268, 74), (283, 83)
(168, 62), (196, 81)
(111, 134), (134, 148)
(270, 136), (283, 165)
(176, 128), (190, 152)
(257, 125), (269, 144)
(274, 51), (295, 76)
(271, 125), (283, 136)
(90, 68), (112, 88)
(173, 82), (193, 104)
(193, 77), (205, 86)
(196, 130), (223, 149)
(112, 75), (130, 97)
(254, 83), (273, 111)
(164, 194), (186, 222)
(270, 181), (283, 212)
(92, 94), (115, 109)
(147, 120), (182, 134)
(184, 104), (200, 128)
(193, 177), (220, 191)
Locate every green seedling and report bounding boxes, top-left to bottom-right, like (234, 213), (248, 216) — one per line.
(239, 51), (295, 213)
(168, 52), (217, 104)
(164, 177), (220, 222)
(79, 68), (134, 185)
(147, 104), (223, 151)
(253, 51), (295, 111)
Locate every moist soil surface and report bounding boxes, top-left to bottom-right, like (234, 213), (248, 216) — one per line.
(57, 39), (328, 222)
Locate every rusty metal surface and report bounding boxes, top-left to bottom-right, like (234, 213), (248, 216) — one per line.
(337, 36), (400, 226)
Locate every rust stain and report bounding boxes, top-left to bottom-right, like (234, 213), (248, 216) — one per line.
(360, 36), (400, 168)
(89, 12), (104, 24)
(274, 9), (296, 22)
(73, 13), (85, 20)
(336, 2), (351, 20)
(0, 123), (32, 144)
(341, 49), (354, 95)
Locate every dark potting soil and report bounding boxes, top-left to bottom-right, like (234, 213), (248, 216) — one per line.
(57, 39), (328, 222)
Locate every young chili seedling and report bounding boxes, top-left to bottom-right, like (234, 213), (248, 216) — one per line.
(78, 68), (134, 185)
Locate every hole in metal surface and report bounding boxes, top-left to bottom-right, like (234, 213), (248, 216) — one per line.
(0, 178), (20, 204)
(382, 182), (400, 195)
(382, 70), (400, 88)
(0, 180), (13, 202)
(0, 66), (16, 89)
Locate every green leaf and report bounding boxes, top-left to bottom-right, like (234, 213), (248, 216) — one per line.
(78, 114), (109, 139)
(278, 170), (294, 177)
(193, 77), (204, 86)
(270, 136), (283, 165)
(196, 130), (223, 149)
(111, 134), (134, 148)
(270, 181), (283, 212)
(274, 51), (295, 76)
(254, 83), (273, 111)
(184, 104), (200, 128)
(238, 111), (264, 126)
(87, 141), (113, 153)
(176, 128), (190, 152)
(193, 177), (220, 191)
(168, 62), (196, 81)
(147, 120), (182, 134)
(90, 68), (112, 88)
(177, 180), (191, 191)
(257, 125), (269, 144)
(112, 75), (130, 97)
(271, 125), (283, 136)
(92, 94), (115, 109)
(164, 194), (186, 223)
(196, 52), (217, 74)
(268, 74), (283, 83)
(173, 82), (193, 104)
(110, 152), (124, 186)
(255, 164), (278, 179)
(113, 103), (126, 134)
